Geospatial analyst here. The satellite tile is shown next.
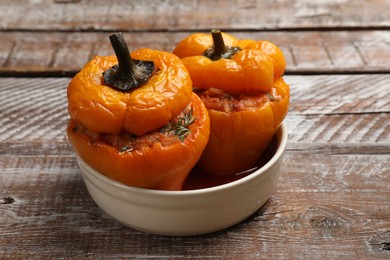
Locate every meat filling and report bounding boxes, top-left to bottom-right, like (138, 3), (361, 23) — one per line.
(72, 103), (194, 152)
(196, 87), (279, 113)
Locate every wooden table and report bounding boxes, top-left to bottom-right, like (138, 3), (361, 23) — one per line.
(1, 1), (389, 259)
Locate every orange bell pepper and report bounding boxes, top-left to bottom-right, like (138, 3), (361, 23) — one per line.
(67, 93), (209, 190)
(173, 30), (289, 175)
(173, 29), (286, 95)
(68, 37), (193, 136)
(67, 33), (210, 190)
(195, 78), (289, 175)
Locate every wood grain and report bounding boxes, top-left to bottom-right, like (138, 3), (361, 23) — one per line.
(1, 75), (388, 151)
(1, 1), (389, 258)
(1, 0), (389, 31)
(1, 75), (388, 258)
(1, 153), (389, 259)
(1, 30), (390, 75)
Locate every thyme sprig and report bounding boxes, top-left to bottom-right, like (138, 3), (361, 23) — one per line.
(119, 134), (137, 153)
(266, 92), (280, 102)
(161, 109), (196, 141)
(120, 145), (133, 153)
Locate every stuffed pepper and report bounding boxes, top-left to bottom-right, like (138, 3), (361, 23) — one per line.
(67, 33), (210, 190)
(173, 29), (289, 175)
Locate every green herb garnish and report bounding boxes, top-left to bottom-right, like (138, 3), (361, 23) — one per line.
(161, 109), (196, 141)
(120, 145), (133, 153)
(119, 134), (137, 153)
(266, 92), (280, 102)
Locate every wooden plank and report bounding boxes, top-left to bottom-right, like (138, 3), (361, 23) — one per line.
(287, 75), (390, 115)
(2, 1), (389, 258)
(3, 111), (389, 156)
(0, 75), (389, 258)
(0, 76), (388, 153)
(1, 153), (389, 192)
(0, 154), (389, 259)
(1, 31), (390, 74)
(1, 0), (389, 31)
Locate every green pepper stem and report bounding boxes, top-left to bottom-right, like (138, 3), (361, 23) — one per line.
(103, 33), (154, 92)
(210, 29), (227, 60)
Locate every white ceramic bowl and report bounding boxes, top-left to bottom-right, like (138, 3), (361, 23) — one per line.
(77, 123), (287, 236)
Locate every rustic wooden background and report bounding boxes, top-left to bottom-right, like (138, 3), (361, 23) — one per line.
(0, 0), (389, 259)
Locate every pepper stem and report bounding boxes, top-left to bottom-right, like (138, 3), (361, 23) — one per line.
(109, 33), (136, 77)
(202, 29), (241, 61)
(210, 29), (227, 60)
(103, 33), (154, 92)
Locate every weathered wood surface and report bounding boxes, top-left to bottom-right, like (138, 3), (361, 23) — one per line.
(1, 75), (388, 146)
(1, 0), (390, 258)
(1, 155), (389, 259)
(2, 30), (390, 75)
(1, 0), (389, 31)
(1, 0), (390, 75)
(1, 76), (389, 258)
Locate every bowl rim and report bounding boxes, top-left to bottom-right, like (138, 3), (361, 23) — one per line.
(78, 123), (287, 196)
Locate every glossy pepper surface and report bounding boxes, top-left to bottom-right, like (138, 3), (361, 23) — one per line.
(173, 30), (286, 95)
(67, 33), (210, 190)
(173, 30), (289, 175)
(196, 78), (289, 175)
(68, 48), (193, 136)
(67, 93), (210, 190)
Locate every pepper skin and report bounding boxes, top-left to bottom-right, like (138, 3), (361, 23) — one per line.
(173, 31), (286, 94)
(173, 32), (239, 58)
(67, 93), (210, 190)
(67, 34), (210, 190)
(173, 30), (289, 175)
(196, 78), (289, 175)
(67, 49), (193, 136)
